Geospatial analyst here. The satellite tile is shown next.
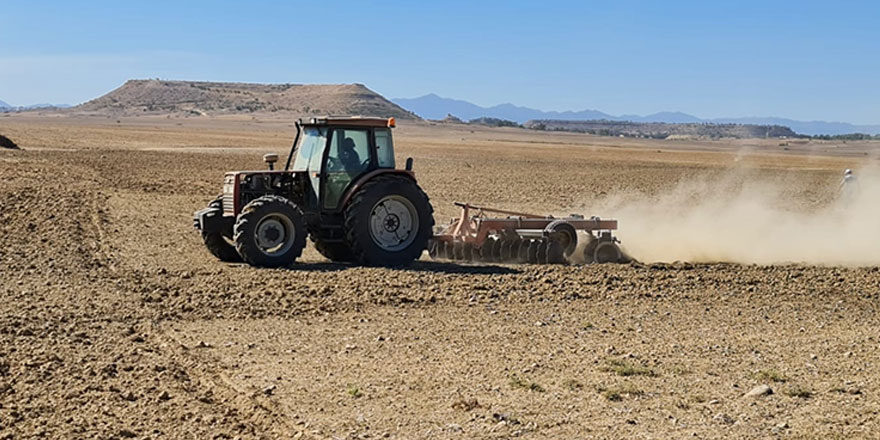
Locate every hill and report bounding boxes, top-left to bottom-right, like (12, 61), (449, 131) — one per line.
(526, 119), (797, 139)
(73, 80), (418, 119)
(0, 99), (10, 109)
(393, 93), (880, 135)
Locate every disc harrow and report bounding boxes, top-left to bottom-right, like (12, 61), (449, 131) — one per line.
(428, 202), (624, 264)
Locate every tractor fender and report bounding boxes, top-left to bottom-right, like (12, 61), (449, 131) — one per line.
(338, 169), (416, 209)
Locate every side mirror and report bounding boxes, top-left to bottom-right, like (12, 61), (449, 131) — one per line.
(263, 153), (279, 170)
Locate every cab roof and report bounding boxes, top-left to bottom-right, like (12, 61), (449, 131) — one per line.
(298, 116), (396, 128)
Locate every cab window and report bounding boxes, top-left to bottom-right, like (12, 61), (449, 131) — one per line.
(374, 128), (395, 168)
(324, 129), (371, 209)
(291, 127), (327, 172)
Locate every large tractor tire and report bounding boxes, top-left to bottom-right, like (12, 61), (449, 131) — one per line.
(343, 175), (434, 266)
(233, 195), (307, 267)
(202, 197), (241, 262)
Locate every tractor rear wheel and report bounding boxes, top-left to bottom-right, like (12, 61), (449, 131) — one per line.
(233, 195), (307, 267)
(202, 196), (241, 262)
(343, 175), (434, 266)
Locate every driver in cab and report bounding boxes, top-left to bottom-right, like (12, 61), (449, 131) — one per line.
(339, 137), (362, 171)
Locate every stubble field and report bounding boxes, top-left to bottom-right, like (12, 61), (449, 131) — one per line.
(1, 114), (879, 439)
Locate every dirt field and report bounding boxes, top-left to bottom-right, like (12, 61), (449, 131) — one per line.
(1, 114), (879, 439)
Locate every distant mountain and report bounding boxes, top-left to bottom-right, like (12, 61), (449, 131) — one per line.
(392, 93), (880, 136)
(74, 79), (418, 119)
(0, 101), (72, 112)
(21, 103), (72, 110)
(708, 117), (880, 137)
(393, 93), (615, 122)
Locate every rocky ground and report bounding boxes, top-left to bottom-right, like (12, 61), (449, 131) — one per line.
(0, 116), (878, 439)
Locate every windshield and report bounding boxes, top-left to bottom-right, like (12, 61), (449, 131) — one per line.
(290, 127), (327, 171)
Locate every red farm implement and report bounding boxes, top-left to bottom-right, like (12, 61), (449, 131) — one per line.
(428, 202), (625, 264)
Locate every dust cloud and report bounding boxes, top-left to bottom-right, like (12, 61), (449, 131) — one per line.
(600, 166), (880, 266)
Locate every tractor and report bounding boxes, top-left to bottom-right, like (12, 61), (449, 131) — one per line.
(193, 116), (433, 267)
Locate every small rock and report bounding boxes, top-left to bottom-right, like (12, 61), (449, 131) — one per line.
(445, 423), (463, 432)
(771, 421), (790, 433)
(745, 385), (773, 398)
(263, 385), (276, 396)
(158, 390), (171, 401)
(490, 421), (506, 432)
(713, 413), (735, 424)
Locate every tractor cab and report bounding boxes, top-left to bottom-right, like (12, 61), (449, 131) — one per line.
(194, 116), (433, 268)
(288, 117), (399, 212)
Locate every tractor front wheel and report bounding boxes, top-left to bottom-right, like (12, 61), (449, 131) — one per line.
(201, 196), (241, 262)
(233, 195), (306, 267)
(343, 175), (434, 266)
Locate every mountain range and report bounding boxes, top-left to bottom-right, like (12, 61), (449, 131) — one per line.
(392, 93), (880, 136)
(0, 99), (71, 111)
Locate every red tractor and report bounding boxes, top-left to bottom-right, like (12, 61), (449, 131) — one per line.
(193, 116), (433, 267)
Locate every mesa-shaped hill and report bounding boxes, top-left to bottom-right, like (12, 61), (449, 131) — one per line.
(73, 79), (419, 119)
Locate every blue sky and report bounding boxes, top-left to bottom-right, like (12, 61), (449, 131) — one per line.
(1, 0), (878, 123)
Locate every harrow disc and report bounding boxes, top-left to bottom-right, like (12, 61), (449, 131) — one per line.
(479, 237), (497, 262)
(594, 241), (623, 264)
(535, 240), (549, 264)
(462, 243), (475, 262)
(452, 242), (465, 260)
(428, 239), (440, 259)
(491, 237), (503, 260)
(439, 241), (452, 260)
(520, 239), (533, 263)
(546, 240), (566, 264)
(500, 239), (515, 261)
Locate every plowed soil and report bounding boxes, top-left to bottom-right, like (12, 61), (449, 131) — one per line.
(1, 115), (879, 439)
